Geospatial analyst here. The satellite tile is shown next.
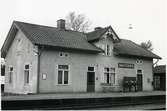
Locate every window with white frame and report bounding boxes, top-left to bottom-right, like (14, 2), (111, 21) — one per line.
(58, 65), (69, 85)
(9, 67), (13, 83)
(104, 67), (115, 84)
(24, 65), (30, 84)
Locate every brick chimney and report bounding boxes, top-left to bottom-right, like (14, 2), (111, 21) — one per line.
(57, 19), (65, 30)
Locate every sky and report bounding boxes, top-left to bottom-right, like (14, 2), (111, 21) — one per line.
(0, 0), (166, 65)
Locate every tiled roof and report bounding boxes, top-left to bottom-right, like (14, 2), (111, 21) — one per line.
(14, 21), (103, 53)
(1, 21), (162, 59)
(86, 27), (109, 41)
(113, 39), (161, 59)
(153, 65), (166, 74)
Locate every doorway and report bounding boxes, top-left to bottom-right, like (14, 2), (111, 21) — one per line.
(137, 74), (143, 91)
(87, 67), (95, 92)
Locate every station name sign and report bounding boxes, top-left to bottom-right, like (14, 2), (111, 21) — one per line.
(118, 63), (134, 69)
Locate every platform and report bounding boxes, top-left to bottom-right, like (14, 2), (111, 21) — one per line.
(2, 91), (165, 101)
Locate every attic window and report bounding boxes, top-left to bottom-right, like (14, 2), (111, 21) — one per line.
(59, 52), (69, 57)
(107, 33), (113, 38)
(105, 44), (111, 56)
(59, 53), (63, 57)
(65, 53), (68, 57)
(136, 60), (143, 64)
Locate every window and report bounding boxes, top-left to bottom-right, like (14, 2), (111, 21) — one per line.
(105, 44), (111, 56)
(88, 67), (94, 72)
(136, 60), (143, 64)
(59, 52), (69, 57)
(65, 53), (68, 57)
(24, 65), (29, 84)
(9, 67), (13, 83)
(59, 53), (63, 57)
(137, 69), (142, 75)
(58, 65), (69, 85)
(104, 67), (115, 84)
(106, 44), (110, 55)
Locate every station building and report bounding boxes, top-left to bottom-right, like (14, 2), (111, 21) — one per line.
(1, 20), (161, 94)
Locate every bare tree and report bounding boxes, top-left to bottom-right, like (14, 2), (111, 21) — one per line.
(140, 40), (153, 51)
(65, 12), (91, 32)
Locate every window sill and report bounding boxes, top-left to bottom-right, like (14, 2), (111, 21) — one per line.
(56, 84), (70, 86)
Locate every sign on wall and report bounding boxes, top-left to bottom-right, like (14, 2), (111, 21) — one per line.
(118, 63), (134, 69)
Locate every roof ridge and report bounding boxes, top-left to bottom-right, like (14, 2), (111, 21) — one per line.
(86, 26), (109, 34)
(14, 20), (58, 29)
(128, 39), (159, 56)
(14, 21), (86, 34)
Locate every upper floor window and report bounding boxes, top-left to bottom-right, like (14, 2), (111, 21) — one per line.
(104, 67), (116, 84)
(105, 44), (112, 56)
(24, 65), (30, 84)
(58, 65), (69, 85)
(9, 67), (13, 83)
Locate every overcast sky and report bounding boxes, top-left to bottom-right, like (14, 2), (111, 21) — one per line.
(0, 0), (166, 65)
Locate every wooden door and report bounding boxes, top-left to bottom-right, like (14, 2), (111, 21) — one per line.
(87, 72), (95, 92)
(154, 76), (160, 90)
(137, 74), (143, 91)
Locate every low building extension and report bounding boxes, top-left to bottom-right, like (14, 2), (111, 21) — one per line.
(153, 65), (166, 91)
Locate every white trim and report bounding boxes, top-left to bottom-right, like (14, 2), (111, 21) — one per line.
(57, 64), (70, 85)
(24, 64), (30, 85)
(103, 66), (116, 85)
(8, 65), (13, 84)
(104, 44), (112, 56)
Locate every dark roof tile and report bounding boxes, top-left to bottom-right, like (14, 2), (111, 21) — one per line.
(113, 39), (161, 59)
(15, 21), (103, 52)
(86, 27), (109, 41)
(1, 21), (162, 59)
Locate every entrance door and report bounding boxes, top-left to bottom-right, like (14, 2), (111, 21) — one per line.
(154, 76), (160, 90)
(87, 72), (95, 92)
(137, 74), (143, 91)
